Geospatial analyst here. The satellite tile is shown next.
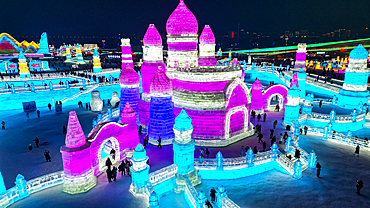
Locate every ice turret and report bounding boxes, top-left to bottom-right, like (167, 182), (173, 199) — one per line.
(199, 25), (216, 66)
(65, 111), (86, 148)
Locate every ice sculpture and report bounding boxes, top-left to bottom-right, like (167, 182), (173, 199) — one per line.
(121, 38), (134, 69)
(129, 144), (150, 196)
(15, 174), (29, 199)
(37, 32), (49, 54)
(0, 169), (6, 194)
(90, 91), (103, 112)
(18, 51), (30, 78)
(294, 43), (307, 69)
(199, 25), (217, 66)
(251, 78), (264, 114)
(283, 84), (301, 126)
(75, 44), (84, 63)
(110, 92), (119, 108)
(92, 49), (102, 73)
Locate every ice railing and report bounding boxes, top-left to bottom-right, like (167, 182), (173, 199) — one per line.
(312, 98), (333, 104)
(0, 73), (69, 82)
(148, 164), (178, 187)
(310, 112), (365, 123)
(184, 178), (198, 208)
(60, 84), (100, 104)
(286, 146), (309, 171)
(0, 171), (64, 208)
(96, 108), (120, 123)
(222, 196), (241, 208)
(298, 114), (308, 123)
(194, 151), (274, 170)
(306, 126), (324, 135)
(328, 131), (370, 151)
(0, 81), (96, 94)
(276, 152), (294, 175)
(176, 65), (240, 73)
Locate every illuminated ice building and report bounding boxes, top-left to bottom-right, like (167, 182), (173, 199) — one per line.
(137, 0), (253, 146)
(337, 44), (370, 109)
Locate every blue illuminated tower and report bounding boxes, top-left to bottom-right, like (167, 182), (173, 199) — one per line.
(92, 49), (102, 73)
(148, 66), (175, 145)
(338, 44), (370, 109)
(296, 68), (307, 99)
(37, 32), (49, 54)
(119, 64), (140, 125)
(173, 108), (201, 193)
(283, 85), (301, 126)
(129, 144), (150, 196)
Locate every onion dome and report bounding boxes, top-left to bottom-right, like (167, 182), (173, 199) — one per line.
(174, 108), (193, 131)
(199, 25), (215, 44)
(166, 0), (198, 36)
(252, 78), (262, 91)
(350, 44), (369, 59)
(119, 64), (140, 86)
(143, 24), (162, 46)
(150, 66), (172, 94)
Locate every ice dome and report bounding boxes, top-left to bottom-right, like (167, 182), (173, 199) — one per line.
(119, 64), (140, 86)
(349, 44), (369, 60)
(150, 66), (172, 94)
(199, 25), (215, 44)
(143, 24), (162, 46)
(174, 108), (193, 131)
(166, 0), (198, 36)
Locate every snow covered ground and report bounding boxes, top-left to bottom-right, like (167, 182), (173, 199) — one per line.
(1, 106), (370, 207)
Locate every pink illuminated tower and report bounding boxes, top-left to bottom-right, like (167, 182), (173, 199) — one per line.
(166, 0), (198, 77)
(165, 0), (253, 144)
(199, 25), (217, 66)
(121, 38), (134, 68)
(121, 102), (140, 148)
(148, 66), (175, 145)
(119, 64), (140, 125)
(251, 78), (264, 114)
(60, 111), (96, 194)
(294, 43), (307, 70)
(139, 24), (166, 132)
(290, 73), (299, 88)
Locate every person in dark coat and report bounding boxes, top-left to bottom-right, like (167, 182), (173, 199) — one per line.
(206, 148), (210, 158)
(240, 146), (245, 157)
(273, 120), (277, 129)
(316, 162), (321, 178)
(270, 129), (274, 138)
(356, 180), (363, 195)
(257, 124), (262, 133)
(48, 103), (52, 110)
(1, 121), (5, 130)
(138, 126), (142, 135)
(63, 126), (67, 134)
(28, 144), (32, 151)
(257, 114), (261, 122)
(262, 141), (267, 151)
(258, 133), (263, 143)
(33, 137), (39, 148)
(105, 157), (112, 170)
(253, 146), (258, 154)
(263, 113), (267, 122)
(210, 188), (216, 202)
(205, 199), (213, 208)
(119, 160), (126, 176)
(294, 149), (301, 159)
(107, 167), (112, 183)
(112, 166), (117, 181)
(354, 145), (360, 157)
(44, 150), (51, 162)
(37, 110), (40, 118)
(89, 104), (91, 110)
(85, 103), (88, 110)
(125, 159), (131, 176)
(304, 126), (308, 135)
(157, 136), (162, 148)
(200, 148), (205, 158)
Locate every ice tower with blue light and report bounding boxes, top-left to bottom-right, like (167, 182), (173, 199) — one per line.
(37, 32), (49, 54)
(297, 68), (307, 99)
(129, 144), (150, 196)
(148, 66), (175, 145)
(173, 108), (201, 193)
(92, 49), (102, 73)
(18, 51), (30, 78)
(283, 84), (301, 126)
(338, 44), (370, 109)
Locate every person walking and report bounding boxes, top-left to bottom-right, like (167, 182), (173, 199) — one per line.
(304, 126), (308, 135)
(257, 114), (261, 122)
(200, 148), (205, 158)
(258, 124), (262, 133)
(86, 103), (88, 110)
(319, 100), (322, 108)
(28, 144), (32, 151)
(1, 121), (5, 130)
(125, 159), (131, 176)
(26, 112), (30, 121)
(240, 146), (245, 157)
(283, 132), (288, 141)
(279, 133), (283, 144)
(157, 136), (162, 148)
(63, 126), (67, 134)
(316, 162), (321, 178)
(105, 157), (112, 171)
(112, 166), (117, 181)
(205, 199), (213, 208)
(48, 103), (52, 110)
(33, 137), (40, 148)
(356, 180), (363, 195)
(270, 129), (274, 138)
(273, 120), (277, 129)
(210, 188), (216, 202)
(206, 148), (210, 158)
(262, 141), (266, 151)
(354, 145), (360, 157)
(119, 160), (126, 176)
(107, 167), (112, 183)
(44, 150), (51, 162)
(138, 126), (142, 135)
(258, 133), (263, 143)
(271, 136), (276, 146)
(37, 110), (40, 118)
(263, 113), (267, 122)
(251, 110), (256, 119)
(294, 149), (301, 159)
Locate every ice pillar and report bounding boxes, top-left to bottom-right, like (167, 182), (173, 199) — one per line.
(92, 49), (102, 73)
(297, 68), (307, 99)
(37, 32), (49, 54)
(18, 51), (30, 79)
(121, 38), (134, 69)
(294, 43), (307, 70)
(251, 78), (264, 114)
(198, 25), (217, 66)
(283, 85), (301, 126)
(129, 144), (150, 196)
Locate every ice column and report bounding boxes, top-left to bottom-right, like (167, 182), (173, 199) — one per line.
(92, 49), (102, 73)
(297, 68), (307, 99)
(121, 38), (134, 69)
(37, 32), (49, 54)
(251, 78), (264, 114)
(18, 51), (30, 78)
(75, 44), (84, 63)
(198, 25), (217, 66)
(60, 111), (96, 194)
(283, 85), (301, 126)
(129, 144), (150, 196)
(294, 43), (307, 70)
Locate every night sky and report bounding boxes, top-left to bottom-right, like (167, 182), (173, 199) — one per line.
(1, 0), (369, 39)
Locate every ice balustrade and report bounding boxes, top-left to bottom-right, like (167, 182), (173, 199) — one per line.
(276, 152), (295, 175)
(0, 73), (69, 82)
(175, 65), (240, 73)
(184, 178), (198, 208)
(328, 131), (370, 151)
(193, 127), (255, 147)
(194, 151), (274, 170)
(312, 98), (333, 104)
(96, 108), (120, 123)
(286, 146), (309, 170)
(310, 112), (365, 123)
(0, 171), (64, 208)
(148, 164), (177, 186)
(222, 197), (241, 208)
(298, 114), (308, 123)
(306, 126), (324, 135)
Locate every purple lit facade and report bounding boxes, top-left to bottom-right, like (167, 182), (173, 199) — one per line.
(199, 25), (217, 67)
(294, 43), (307, 70)
(251, 79), (264, 113)
(121, 38), (134, 69)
